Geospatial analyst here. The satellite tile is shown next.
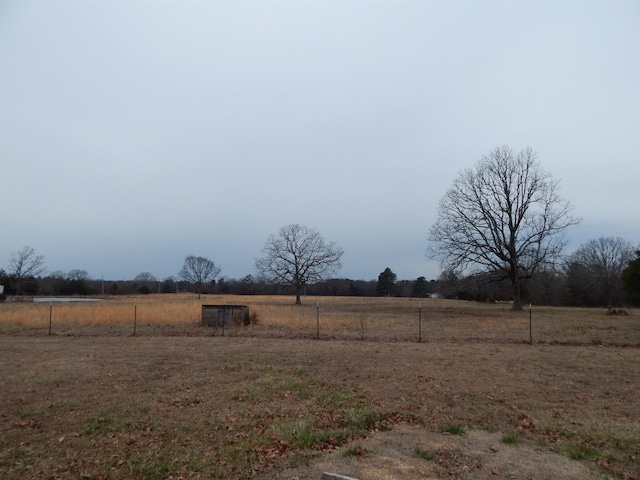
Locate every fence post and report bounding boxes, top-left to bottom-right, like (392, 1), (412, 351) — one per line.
(49, 303), (53, 335)
(316, 301), (320, 339)
(529, 303), (532, 345)
(133, 304), (137, 336)
(418, 302), (422, 343)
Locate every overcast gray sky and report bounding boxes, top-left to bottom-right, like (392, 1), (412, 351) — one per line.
(1, 0), (638, 282)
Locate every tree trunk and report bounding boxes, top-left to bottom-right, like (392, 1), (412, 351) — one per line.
(294, 277), (303, 305)
(294, 281), (303, 305)
(511, 277), (523, 311)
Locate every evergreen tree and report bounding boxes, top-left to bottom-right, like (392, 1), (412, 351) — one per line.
(621, 250), (640, 305)
(376, 267), (397, 296)
(411, 276), (429, 298)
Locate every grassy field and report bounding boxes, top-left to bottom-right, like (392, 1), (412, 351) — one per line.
(0, 295), (638, 479)
(0, 294), (638, 345)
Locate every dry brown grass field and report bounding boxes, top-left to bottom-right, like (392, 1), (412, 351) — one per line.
(0, 294), (638, 345)
(0, 295), (638, 479)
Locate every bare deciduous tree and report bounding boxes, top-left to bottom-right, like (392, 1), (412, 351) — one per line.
(566, 237), (635, 308)
(178, 256), (221, 299)
(9, 246), (46, 295)
(428, 146), (581, 310)
(67, 269), (91, 281)
(134, 272), (158, 294)
(256, 223), (344, 304)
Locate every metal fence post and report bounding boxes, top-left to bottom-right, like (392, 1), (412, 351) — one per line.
(529, 303), (532, 345)
(418, 302), (422, 343)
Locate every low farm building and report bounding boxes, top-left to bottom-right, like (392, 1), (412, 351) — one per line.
(201, 304), (250, 327)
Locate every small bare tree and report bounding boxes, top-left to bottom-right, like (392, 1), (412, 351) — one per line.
(178, 256), (221, 299)
(256, 223), (344, 304)
(428, 146), (581, 310)
(134, 272), (158, 294)
(65, 269), (91, 295)
(67, 269), (91, 281)
(9, 246), (46, 295)
(566, 237), (635, 308)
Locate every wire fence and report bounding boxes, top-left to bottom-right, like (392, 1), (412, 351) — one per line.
(0, 296), (638, 346)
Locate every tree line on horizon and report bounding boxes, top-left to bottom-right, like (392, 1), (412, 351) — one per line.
(2, 241), (639, 308)
(2, 146), (639, 308)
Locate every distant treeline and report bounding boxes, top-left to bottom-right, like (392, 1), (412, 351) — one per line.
(1, 268), (638, 307)
(0, 274), (432, 298)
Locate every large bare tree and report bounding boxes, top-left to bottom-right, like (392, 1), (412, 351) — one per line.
(9, 246), (47, 295)
(256, 223), (344, 304)
(428, 146), (580, 310)
(178, 256), (221, 299)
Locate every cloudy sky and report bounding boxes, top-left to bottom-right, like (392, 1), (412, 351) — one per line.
(1, 0), (638, 283)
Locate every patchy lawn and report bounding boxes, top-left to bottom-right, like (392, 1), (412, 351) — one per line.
(1, 335), (638, 479)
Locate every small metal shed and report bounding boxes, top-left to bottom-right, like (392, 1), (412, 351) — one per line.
(201, 304), (249, 327)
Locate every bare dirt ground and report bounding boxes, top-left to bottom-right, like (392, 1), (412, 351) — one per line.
(280, 425), (601, 479)
(1, 335), (638, 480)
